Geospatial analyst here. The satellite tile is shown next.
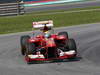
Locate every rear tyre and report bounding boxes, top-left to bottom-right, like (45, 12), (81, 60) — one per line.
(58, 31), (68, 39)
(20, 35), (30, 55)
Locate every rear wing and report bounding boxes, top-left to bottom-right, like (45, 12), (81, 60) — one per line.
(33, 20), (53, 29)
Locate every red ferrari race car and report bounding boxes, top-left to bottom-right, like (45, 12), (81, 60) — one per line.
(20, 20), (77, 64)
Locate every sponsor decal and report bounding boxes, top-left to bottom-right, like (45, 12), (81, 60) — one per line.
(24, 0), (84, 6)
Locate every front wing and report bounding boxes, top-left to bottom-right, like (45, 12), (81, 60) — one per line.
(25, 50), (76, 63)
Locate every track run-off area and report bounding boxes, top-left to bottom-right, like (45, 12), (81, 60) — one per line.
(25, 0), (100, 13)
(0, 23), (100, 75)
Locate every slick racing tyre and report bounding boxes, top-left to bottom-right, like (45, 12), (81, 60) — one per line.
(20, 35), (30, 55)
(26, 42), (36, 55)
(58, 31), (68, 39)
(67, 39), (77, 57)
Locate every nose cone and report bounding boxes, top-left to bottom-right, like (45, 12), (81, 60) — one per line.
(46, 39), (56, 47)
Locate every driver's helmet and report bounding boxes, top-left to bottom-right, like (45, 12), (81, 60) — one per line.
(44, 31), (51, 38)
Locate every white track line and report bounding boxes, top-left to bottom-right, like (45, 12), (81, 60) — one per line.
(0, 23), (100, 37)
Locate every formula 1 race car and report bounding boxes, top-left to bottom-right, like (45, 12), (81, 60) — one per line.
(20, 20), (77, 64)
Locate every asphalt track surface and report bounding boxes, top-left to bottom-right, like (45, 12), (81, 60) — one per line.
(25, 0), (100, 13)
(0, 23), (100, 75)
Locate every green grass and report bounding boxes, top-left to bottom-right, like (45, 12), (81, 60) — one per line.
(0, 6), (100, 34)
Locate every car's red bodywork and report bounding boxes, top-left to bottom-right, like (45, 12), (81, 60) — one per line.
(29, 34), (66, 47)
(25, 34), (76, 62)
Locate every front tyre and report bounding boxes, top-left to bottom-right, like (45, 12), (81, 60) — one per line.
(20, 35), (30, 55)
(67, 39), (77, 57)
(26, 43), (36, 55)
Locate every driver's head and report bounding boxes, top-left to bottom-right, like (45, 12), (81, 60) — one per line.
(44, 31), (51, 38)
